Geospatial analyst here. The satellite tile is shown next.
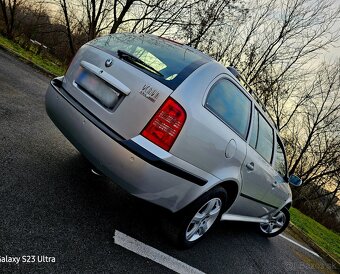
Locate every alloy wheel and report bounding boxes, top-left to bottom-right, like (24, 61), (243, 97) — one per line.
(185, 198), (222, 242)
(260, 211), (286, 235)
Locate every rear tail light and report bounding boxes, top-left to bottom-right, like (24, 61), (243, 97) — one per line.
(141, 98), (186, 151)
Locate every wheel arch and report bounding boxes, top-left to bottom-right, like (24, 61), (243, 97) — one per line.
(216, 180), (239, 211)
(284, 202), (292, 210)
(176, 179), (239, 215)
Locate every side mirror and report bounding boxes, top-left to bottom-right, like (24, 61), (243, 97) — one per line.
(289, 175), (302, 187)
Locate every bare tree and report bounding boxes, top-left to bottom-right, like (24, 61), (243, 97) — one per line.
(283, 62), (340, 220)
(184, 0), (242, 48)
(110, 0), (136, 33)
(229, 0), (339, 110)
(76, 0), (115, 40)
(109, 0), (199, 36)
(288, 62), (340, 177)
(59, 0), (76, 55)
(0, 0), (22, 38)
(189, 0), (340, 113)
(52, 0), (191, 55)
(124, 0), (194, 36)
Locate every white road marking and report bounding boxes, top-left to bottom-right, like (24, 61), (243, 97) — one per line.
(279, 234), (320, 257)
(113, 230), (205, 274)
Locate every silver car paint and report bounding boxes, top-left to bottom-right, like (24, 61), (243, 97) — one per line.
(63, 45), (174, 139)
(170, 70), (248, 184)
(45, 37), (293, 219)
(46, 81), (207, 212)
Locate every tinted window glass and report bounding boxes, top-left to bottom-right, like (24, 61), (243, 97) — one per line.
(256, 114), (274, 163)
(249, 110), (259, 148)
(275, 138), (287, 177)
(134, 46), (167, 72)
(88, 33), (210, 90)
(206, 79), (251, 138)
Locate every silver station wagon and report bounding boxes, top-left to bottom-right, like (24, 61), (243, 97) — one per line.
(45, 33), (302, 247)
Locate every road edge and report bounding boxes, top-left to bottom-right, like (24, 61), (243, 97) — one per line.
(0, 44), (58, 78)
(288, 223), (340, 270)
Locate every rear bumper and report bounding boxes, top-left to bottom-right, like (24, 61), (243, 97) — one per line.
(45, 78), (209, 212)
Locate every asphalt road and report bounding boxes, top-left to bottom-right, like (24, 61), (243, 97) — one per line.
(0, 48), (335, 274)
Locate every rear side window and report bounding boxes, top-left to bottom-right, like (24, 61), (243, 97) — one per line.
(205, 79), (251, 139)
(275, 137), (287, 177)
(88, 33), (210, 90)
(249, 109), (274, 163)
(249, 110), (258, 148)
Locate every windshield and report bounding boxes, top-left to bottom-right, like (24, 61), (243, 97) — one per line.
(88, 33), (211, 90)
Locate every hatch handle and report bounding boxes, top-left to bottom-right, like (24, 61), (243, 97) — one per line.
(80, 61), (131, 96)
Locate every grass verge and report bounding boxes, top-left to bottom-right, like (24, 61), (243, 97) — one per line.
(290, 207), (340, 262)
(0, 35), (66, 76)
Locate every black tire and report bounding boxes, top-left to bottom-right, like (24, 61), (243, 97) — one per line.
(258, 207), (290, 237)
(165, 186), (227, 248)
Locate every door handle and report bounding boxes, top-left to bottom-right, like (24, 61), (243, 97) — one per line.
(246, 162), (254, 171)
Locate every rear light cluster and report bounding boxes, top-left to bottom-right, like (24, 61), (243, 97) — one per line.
(142, 98), (186, 151)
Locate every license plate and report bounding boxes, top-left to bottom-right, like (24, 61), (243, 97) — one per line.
(75, 69), (120, 109)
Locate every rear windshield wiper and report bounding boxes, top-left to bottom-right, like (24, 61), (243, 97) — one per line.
(117, 49), (163, 77)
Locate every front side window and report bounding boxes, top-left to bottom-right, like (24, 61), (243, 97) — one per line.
(275, 137), (287, 178)
(205, 79), (251, 139)
(249, 109), (274, 163)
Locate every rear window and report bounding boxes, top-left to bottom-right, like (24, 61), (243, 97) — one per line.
(88, 33), (211, 90)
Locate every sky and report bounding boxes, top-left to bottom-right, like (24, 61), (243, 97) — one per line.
(325, 44), (340, 62)
(322, 0), (340, 61)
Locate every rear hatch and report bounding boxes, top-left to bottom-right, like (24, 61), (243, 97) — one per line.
(61, 33), (210, 139)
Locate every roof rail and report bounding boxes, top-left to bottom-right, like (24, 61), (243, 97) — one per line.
(226, 66), (277, 129)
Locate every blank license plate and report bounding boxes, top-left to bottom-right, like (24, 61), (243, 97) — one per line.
(76, 69), (120, 109)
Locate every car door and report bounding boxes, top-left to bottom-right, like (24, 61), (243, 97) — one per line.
(239, 108), (278, 216)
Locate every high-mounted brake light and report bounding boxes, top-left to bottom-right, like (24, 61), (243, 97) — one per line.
(141, 98), (186, 151)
